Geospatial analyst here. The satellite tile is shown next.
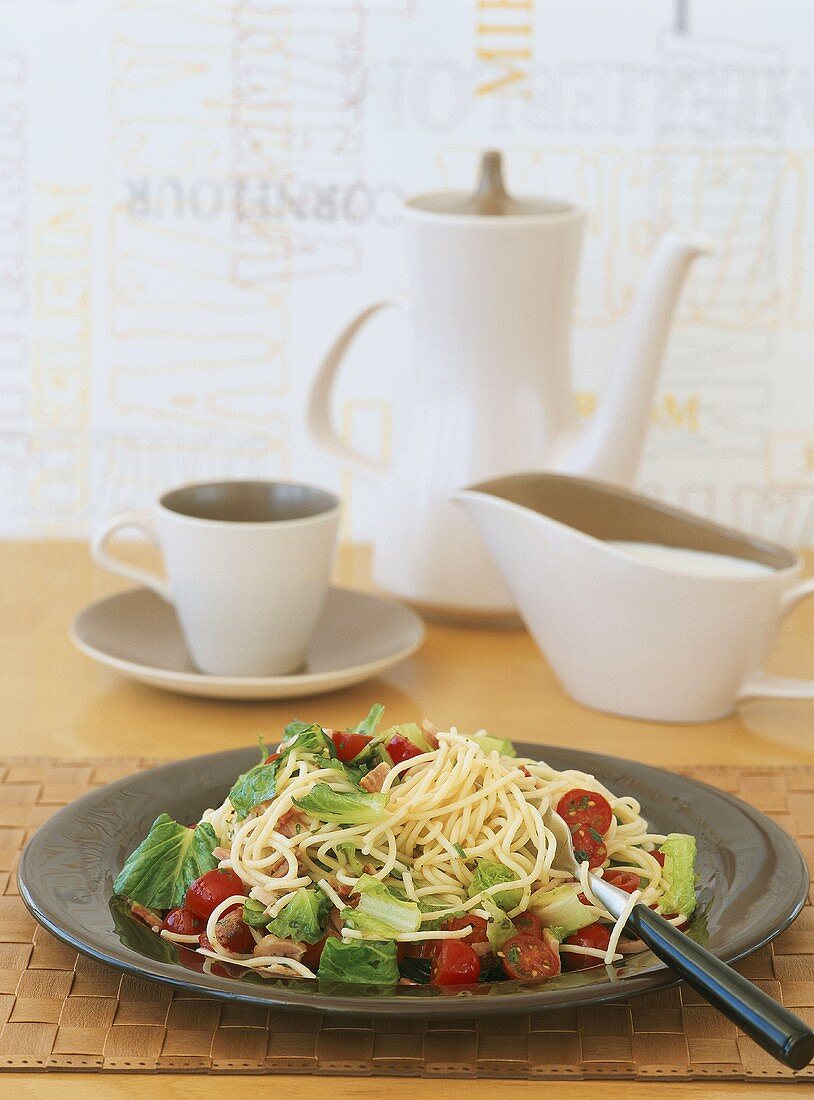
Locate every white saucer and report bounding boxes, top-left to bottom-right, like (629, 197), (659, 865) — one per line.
(70, 587), (425, 700)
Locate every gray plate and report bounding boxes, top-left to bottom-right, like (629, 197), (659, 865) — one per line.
(17, 743), (808, 1017)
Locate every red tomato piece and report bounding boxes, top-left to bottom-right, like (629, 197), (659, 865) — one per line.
(386, 734), (424, 765)
(430, 939), (481, 986)
(556, 788), (613, 834)
(652, 851), (665, 867)
(500, 933), (561, 981)
(264, 752), (280, 765)
(330, 730), (372, 763)
(162, 907), (204, 935)
(562, 922), (611, 971)
(445, 914), (490, 947)
(603, 869), (641, 894)
(185, 868), (246, 921)
(569, 823), (608, 869)
(512, 910), (542, 939)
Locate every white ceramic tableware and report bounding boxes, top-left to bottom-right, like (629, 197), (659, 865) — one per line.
(69, 586), (424, 700)
(457, 472), (814, 723)
(91, 480), (340, 677)
(309, 151), (707, 622)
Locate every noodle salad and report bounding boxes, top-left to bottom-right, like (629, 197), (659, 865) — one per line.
(114, 708), (697, 987)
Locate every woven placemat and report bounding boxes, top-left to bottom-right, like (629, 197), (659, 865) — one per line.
(0, 757), (812, 1079)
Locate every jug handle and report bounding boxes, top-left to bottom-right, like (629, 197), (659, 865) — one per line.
(738, 577), (814, 702)
(307, 297), (409, 475)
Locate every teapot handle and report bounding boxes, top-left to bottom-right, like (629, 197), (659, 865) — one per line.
(738, 578), (814, 702)
(307, 297), (409, 475)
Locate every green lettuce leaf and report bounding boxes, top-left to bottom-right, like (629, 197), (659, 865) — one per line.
(529, 884), (594, 936)
(659, 833), (697, 917)
(113, 814), (218, 909)
(335, 841), (363, 876)
(317, 938), (399, 985)
(468, 859), (522, 911)
(295, 783), (388, 825)
(353, 704), (385, 736)
(265, 887), (330, 944)
(243, 897), (271, 928)
(228, 758), (280, 819)
(472, 732), (517, 758)
(350, 875), (421, 934)
(482, 896), (517, 950)
(281, 721), (334, 757)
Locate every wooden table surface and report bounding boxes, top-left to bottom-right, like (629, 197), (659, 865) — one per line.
(3, 539), (814, 1098)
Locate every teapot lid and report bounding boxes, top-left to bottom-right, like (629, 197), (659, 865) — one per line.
(409, 151), (571, 217)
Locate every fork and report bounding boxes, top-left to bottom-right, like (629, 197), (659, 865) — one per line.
(542, 806), (814, 1070)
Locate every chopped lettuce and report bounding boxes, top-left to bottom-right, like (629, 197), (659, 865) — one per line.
(472, 732), (517, 758)
(243, 897), (271, 928)
(228, 757), (280, 819)
(324, 758), (366, 786)
(529, 884), (594, 936)
(265, 887), (330, 944)
(468, 859), (522, 911)
(350, 740), (389, 769)
(349, 875), (421, 934)
(659, 833), (697, 917)
(113, 814), (218, 910)
(352, 704), (385, 737)
(317, 938), (399, 985)
(295, 783), (388, 825)
(335, 841), (363, 876)
(340, 908), (401, 940)
(482, 896), (516, 950)
(281, 721), (334, 757)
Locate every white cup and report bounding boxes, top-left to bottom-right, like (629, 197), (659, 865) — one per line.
(91, 480), (341, 677)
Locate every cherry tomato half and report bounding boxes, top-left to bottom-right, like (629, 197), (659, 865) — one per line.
(501, 933), (560, 981)
(512, 910), (542, 939)
(562, 922), (611, 971)
(603, 869), (641, 894)
(162, 907), (204, 936)
(185, 868), (246, 921)
(386, 734), (424, 766)
(330, 730), (372, 763)
(569, 823), (607, 869)
(556, 788), (613, 835)
(430, 939), (481, 986)
(445, 914), (490, 948)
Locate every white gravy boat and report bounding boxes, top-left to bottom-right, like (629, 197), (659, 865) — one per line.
(456, 473), (814, 722)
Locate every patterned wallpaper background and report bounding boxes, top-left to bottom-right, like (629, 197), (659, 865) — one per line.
(2, 0), (814, 544)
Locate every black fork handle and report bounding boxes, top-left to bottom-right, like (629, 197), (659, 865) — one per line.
(628, 904), (814, 1070)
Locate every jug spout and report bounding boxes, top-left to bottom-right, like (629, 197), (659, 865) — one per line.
(563, 231), (710, 486)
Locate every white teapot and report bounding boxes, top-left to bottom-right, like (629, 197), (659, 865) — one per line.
(308, 152), (708, 622)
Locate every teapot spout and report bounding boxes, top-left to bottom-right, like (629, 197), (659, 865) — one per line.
(563, 231), (710, 486)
